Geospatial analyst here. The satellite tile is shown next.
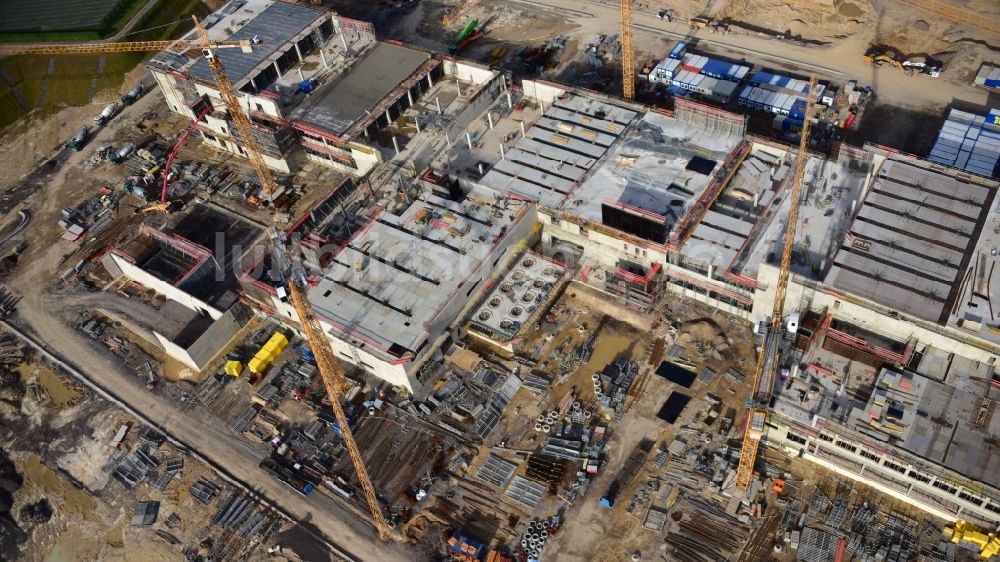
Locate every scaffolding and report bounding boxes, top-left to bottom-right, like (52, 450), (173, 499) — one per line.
(605, 262), (661, 312)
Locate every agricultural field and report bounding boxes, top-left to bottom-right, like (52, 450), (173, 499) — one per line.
(0, 0), (212, 132)
(0, 0), (136, 38)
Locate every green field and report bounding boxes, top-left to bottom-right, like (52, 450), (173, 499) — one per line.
(0, 0), (211, 133)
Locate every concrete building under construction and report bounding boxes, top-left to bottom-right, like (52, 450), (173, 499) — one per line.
(148, 0), (506, 180)
(142, 0), (1000, 526)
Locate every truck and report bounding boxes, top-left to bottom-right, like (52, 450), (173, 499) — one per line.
(121, 83), (143, 105)
(902, 57), (942, 78)
(66, 126), (89, 151)
(94, 102), (118, 125)
(109, 142), (135, 164)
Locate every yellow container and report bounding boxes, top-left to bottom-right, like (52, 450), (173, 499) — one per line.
(224, 360), (243, 377)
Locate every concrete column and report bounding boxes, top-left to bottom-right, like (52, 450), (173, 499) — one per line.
(414, 117), (421, 134)
(297, 68), (305, 82)
(319, 49), (329, 69)
(487, 112), (494, 130)
(406, 89), (414, 106)
(519, 121), (526, 136)
(427, 73), (434, 88)
(457, 81), (463, 97)
(507, 91), (513, 109)
(273, 61), (282, 78)
(708, 264), (714, 280)
(500, 143), (505, 160)
(392, 135), (400, 155)
(294, 42), (304, 61)
(385, 109), (393, 127)
(435, 97), (442, 115)
(250, 77), (258, 91)
(340, 30), (349, 52)
(466, 132), (473, 150)
(445, 130), (452, 147)
(477, 162), (484, 176)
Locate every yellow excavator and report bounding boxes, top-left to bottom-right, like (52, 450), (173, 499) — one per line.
(863, 46), (903, 69)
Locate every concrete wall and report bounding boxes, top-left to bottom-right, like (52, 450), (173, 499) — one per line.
(442, 72), (505, 154)
(521, 80), (567, 105)
(151, 71), (197, 119)
(537, 210), (753, 320)
(104, 252), (224, 320)
(754, 264), (1000, 362)
(187, 304), (251, 368)
(266, 296), (412, 389)
(200, 132), (293, 174)
(771, 418), (1000, 527)
(152, 330), (200, 371)
(445, 60), (496, 86)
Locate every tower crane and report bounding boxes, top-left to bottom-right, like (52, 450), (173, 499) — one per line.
(620, 0), (635, 100)
(270, 231), (392, 541)
(0, 16), (280, 198)
(734, 75), (818, 492)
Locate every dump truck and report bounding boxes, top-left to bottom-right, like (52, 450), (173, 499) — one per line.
(66, 126), (89, 151)
(689, 16), (710, 28)
(109, 142), (135, 164)
(94, 102), (118, 125)
(121, 83), (143, 105)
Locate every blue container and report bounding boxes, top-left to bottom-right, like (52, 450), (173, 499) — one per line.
(701, 59), (729, 79)
(750, 70), (772, 86)
(669, 42), (687, 59)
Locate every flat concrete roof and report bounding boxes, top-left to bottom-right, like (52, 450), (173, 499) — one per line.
(468, 252), (566, 341)
(824, 158), (997, 323)
(307, 190), (529, 356)
(291, 42), (431, 137)
(860, 368), (1000, 489)
(186, 1), (327, 89)
(478, 93), (638, 207)
(563, 111), (740, 224)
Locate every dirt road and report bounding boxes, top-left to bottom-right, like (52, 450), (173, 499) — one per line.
(0, 96), (412, 561)
(513, 0), (991, 111)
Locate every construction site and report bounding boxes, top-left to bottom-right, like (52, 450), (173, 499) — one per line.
(0, 0), (998, 561)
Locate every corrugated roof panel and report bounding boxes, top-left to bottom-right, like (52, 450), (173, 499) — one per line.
(187, 2), (326, 87)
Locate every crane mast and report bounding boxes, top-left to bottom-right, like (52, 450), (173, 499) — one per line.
(734, 75), (818, 491)
(620, 0), (635, 100)
(274, 238), (390, 540)
(192, 17), (279, 197)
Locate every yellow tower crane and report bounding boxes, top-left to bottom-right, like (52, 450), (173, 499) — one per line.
(0, 16), (280, 198)
(271, 231), (392, 540)
(734, 75), (818, 492)
(621, 0), (635, 100)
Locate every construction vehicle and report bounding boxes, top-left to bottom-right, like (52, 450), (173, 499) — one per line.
(689, 16), (710, 28)
(657, 9), (673, 21)
(121, 83), (143, 105)
(449, 19), (482, 55)
(902, 57), (942, 78)
(94, 102), (119, 126)
(66, 126), (90, 151)
(109, 142), (135, 165)
(734, 75), (818, 493)
(270, 231), (392, 540)
(0, 17), (280, 202)
(143, 107), (211, 213)
(863, 46), (903, 69)
(621, 0), (634, 100)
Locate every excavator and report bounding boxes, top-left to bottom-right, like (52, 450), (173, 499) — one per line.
(863, 46), (941, 77)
